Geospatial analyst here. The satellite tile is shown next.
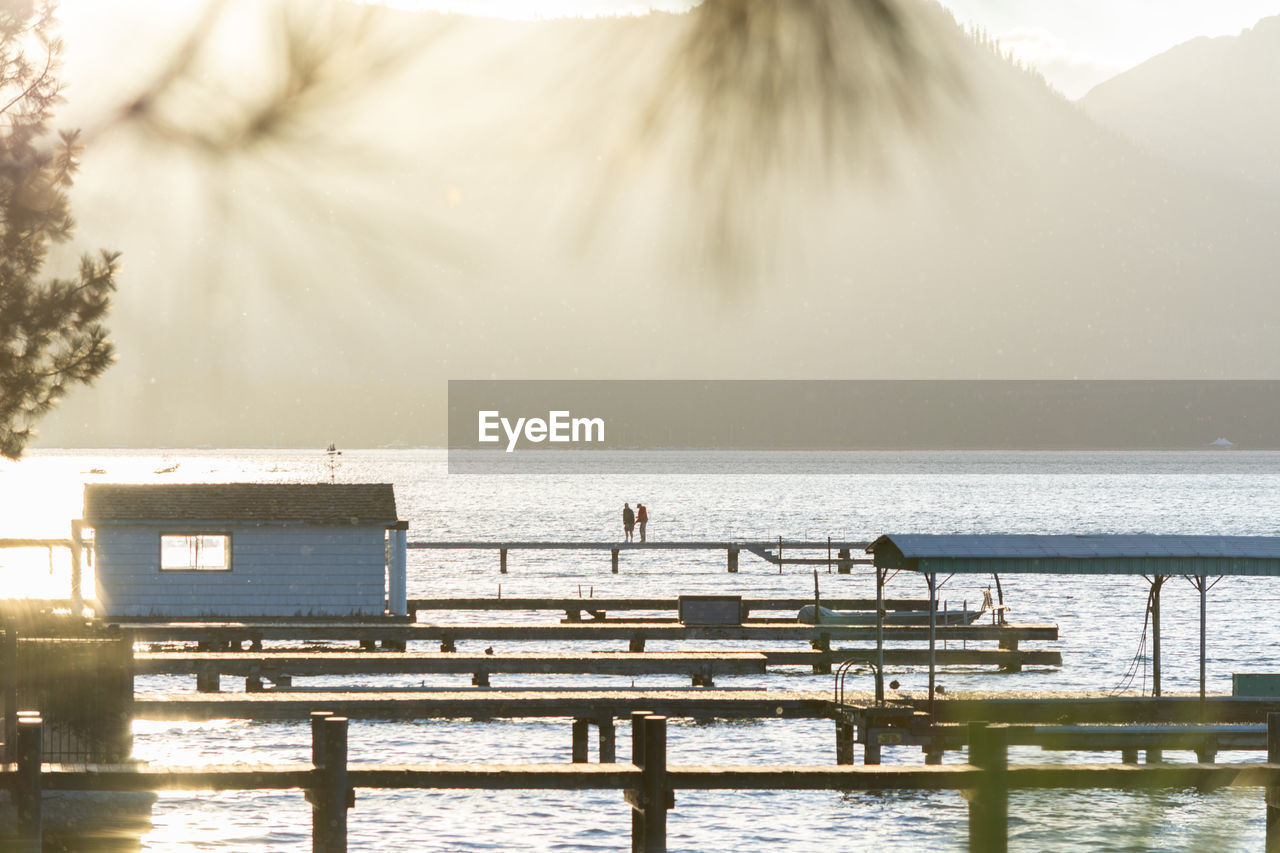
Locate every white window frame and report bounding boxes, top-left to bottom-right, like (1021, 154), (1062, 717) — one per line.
(160, 533), (232, 572)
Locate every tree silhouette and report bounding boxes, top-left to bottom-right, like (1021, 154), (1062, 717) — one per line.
(0, 2), (118, 458)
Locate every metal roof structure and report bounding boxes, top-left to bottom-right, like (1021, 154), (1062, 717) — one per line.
(868, 534), (1280, 576)
(83, 484), (399, 526)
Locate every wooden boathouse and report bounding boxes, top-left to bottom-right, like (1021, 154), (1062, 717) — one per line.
(80, 484), (409, 619)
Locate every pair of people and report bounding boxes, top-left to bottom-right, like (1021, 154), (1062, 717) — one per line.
(623, 502), (649, 542)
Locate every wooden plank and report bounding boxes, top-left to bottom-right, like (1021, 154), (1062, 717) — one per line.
(407, 541), (871, 550)
(132, 688), (836, 722)
(904, 694), (1280, 724)
(406, 598), (934, 613)
(16, 761), (1280, 794)
(135, 651), (769, 677)
(765, 649), (1062, 667)
(120, 622), (1058, 643)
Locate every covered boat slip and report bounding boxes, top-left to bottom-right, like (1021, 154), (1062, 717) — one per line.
(868, 534), (1280, 710)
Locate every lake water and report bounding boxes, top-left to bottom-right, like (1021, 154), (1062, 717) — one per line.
(3, 448), (1279, 851)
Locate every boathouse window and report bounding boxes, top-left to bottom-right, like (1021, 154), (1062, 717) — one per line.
(160, 534), (231, 571)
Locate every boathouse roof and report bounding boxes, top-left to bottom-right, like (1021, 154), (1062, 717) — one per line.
(868, 533), (1280, 576)
(83, 483), (399, 525)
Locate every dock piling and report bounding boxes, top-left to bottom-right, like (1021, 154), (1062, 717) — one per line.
(572, 719), (590, 763)
(837, 548), (852, 574)
(1268, 712), (1280, 851)
(630, 710), (651, 853)
(835, 717), (855, 765)
(612, 549), (620, 574)
(313, 716), (351, 853)
(967, 722), (1009, 853)
(727, 548), (739, 573)
(641, 716), (669, 853)
(598, 714), (617, 762)
(15, 714), (42, 853)
(500, 548), (507, 574)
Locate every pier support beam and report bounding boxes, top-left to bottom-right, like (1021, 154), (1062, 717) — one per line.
(612, 549), (620, 574)
(968, 722), (1009, 853)
(837, 548), (852, 574)
(500, 548), (507, 574)
(727, 548), (739, 573)
(1149, 575), (1166, 696)
(1121, 747), (1138, 764)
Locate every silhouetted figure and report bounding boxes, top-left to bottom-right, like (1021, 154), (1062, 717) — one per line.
(623, 503), (635, 541)
(636, 503), (649, 542)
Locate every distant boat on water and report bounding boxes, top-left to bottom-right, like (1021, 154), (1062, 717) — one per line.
(1210, 437), (1236, 448)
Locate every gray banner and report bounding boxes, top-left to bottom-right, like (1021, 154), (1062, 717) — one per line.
(447, 380), (1280, 473)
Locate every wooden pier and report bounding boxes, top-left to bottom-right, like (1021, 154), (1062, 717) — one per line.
(408, 540), (874, 573)
(8, 712), (1280, 852)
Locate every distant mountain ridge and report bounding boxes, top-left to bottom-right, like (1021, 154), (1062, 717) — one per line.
(1080, 15), (1280, 187)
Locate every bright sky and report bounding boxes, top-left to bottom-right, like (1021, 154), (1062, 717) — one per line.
(378, 0), (1280, 98)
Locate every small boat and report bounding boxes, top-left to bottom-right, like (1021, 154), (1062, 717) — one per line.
(797, 604), (986, 626)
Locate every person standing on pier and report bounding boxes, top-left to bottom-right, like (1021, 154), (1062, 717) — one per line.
(636, 503), (649, 542)
(623, 503), (635, 541)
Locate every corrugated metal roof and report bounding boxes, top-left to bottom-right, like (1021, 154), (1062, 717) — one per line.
(83, 484), (398, 525)
(872, 534), (1280, 559)
(869, 534), (1280, 575)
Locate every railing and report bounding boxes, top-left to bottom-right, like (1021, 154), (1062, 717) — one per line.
(8, 712), (1280, 852)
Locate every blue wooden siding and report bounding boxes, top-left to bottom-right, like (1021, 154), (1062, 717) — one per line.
(94, 524), (388, 617)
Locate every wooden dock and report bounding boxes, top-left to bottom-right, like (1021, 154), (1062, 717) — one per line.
(8, 712), (1280, 852)
(407, 539), (873, 573)
(131, 688), (837, 722)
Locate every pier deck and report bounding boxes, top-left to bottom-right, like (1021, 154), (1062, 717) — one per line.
(133, 688), (836, 721)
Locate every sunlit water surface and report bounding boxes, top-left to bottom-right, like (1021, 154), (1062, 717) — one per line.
(3, 449), (1279, 851)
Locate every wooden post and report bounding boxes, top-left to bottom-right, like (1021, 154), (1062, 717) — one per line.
(837, 548), (852, 574)
(1196, 738), (1217, 764)
(968, 722), (1008, 853)
(314, 716), (350, 853)
(500, 548), (508, 574)
(835, 718), (854, 765)
(2, 628), (16, 763)
(70, 519), (84, 616)
(1121, 747), (1138, 764)
(810, 633), (831, 675)
(727, 548), (739, 574)
(15, 715), (42, 850)
(196, 666), (221, 693)
(611, 549), (620, 574)
(641, 715), (669, 853)
(16, 714), (42, 852)
(875, 565), (885, 706)
(598, 715), (616, 763)
(864, 727), (882, 766)
(630, 710), (651, 853)
(311, 711), (334, 853)
(629, 634), (646, 653)
(572, 718), (590, 763)
(1267, 712), (1280, 852)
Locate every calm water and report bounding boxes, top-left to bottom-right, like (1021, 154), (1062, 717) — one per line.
(4, 449), (1280, 851)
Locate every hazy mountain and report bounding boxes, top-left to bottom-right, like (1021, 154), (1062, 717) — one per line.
(1080, 15), (1280, 188)
(33, 2), (1280, 449)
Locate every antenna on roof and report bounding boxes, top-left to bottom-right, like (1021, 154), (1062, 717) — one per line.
(325, 443), (341, 484)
